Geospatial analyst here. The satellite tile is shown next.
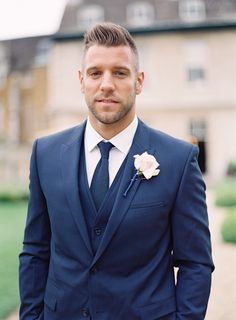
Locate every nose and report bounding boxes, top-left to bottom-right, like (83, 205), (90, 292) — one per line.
(100, 72), (115, 92)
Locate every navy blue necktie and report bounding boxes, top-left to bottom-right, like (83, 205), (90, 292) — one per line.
(90, 141), (113, 211)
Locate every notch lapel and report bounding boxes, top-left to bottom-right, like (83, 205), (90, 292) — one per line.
(60, 122), (93, 256)
(92, 120), (156, 265)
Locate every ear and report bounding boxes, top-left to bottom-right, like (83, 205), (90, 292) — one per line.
(135, 71), (144, 95)
(78, 70), (84, 93)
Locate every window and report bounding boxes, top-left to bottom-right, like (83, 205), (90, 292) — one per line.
(184, 40), (208, 85)
(190, 119), (206, 141)
(127, 2), (155, 27)
(34, 39), (52, 67)
(179, 0), (206, 22)
(77, 5), (104, 31)
(187, 68), (205, 82)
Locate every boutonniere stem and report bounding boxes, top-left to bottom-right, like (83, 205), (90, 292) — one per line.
(123, 172), (138, 197)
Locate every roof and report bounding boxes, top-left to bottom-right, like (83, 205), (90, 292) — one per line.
(55, 0), (236, 39)
(1, 35), (51, 73)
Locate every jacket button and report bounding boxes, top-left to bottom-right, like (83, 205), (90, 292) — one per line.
(94, 227), (102, 236)
(91, 266), (98, 274)
(81, 308), (90, 317)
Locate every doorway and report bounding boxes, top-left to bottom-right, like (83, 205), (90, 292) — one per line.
(189, 119), (207, 174)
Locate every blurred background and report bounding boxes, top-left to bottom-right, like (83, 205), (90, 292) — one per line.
(0, 0), (236, 319)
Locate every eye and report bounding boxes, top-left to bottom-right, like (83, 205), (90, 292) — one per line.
(88, 71), (102, 79)
(114, 70), (128, 78)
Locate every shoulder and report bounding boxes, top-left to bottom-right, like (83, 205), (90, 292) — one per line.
(138, 120), (201, 182)
(140, 120), (198, 157)
(33, 121), (86, 152)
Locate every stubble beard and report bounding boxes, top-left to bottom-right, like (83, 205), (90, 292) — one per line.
(87, 95), (136, 125)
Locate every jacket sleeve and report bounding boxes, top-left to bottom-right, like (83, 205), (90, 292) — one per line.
(171, 145), (214, 319)
(19, 139), (51, 320)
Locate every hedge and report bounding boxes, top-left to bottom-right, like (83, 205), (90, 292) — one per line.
(221, 208), (236, 244)
(215, 177), (236, 207)
(0, 183), (28, 203)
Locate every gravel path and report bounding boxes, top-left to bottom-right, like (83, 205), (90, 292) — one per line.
(6, 191), (236, 320)
(6, 310), (18, 320)
(206, 191), (236, 320)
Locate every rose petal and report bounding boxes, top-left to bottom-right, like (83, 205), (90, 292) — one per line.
(142, 168), (154, 179)
(153, 169), (160, 176)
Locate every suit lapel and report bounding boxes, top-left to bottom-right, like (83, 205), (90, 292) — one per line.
(60, 122), (93, 256)
(93, 120), (156, 265)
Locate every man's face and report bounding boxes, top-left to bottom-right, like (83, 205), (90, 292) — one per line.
(79, 45), (144, 129)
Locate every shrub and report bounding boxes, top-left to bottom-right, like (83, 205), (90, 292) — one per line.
(215, 177), (236, 207)
(0, 183), (28, 203)
(221, 208), (236, 244)
(226, 161), (236, 177)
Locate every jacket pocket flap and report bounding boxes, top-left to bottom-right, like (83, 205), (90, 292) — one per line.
(130, 201), (166, 209)
(138, 296), (176, 319)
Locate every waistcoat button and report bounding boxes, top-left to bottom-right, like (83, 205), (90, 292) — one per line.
(91, 266), (99, 274)
(94, 227), (102, 236)
(81, 308), (90, 317)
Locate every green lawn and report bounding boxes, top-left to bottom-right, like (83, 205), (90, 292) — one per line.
(0, 202), (27, 320)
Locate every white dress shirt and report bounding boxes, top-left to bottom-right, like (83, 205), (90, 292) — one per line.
(84, 116), (138, 187)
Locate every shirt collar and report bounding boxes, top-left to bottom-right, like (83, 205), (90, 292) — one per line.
(85, 116), (138, 154)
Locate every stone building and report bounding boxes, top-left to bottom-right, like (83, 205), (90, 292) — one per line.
(1, 0), (236, 183)
(0, 36), (51, 180)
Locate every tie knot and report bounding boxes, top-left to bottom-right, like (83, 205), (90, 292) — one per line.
(98, 141), (113, 159)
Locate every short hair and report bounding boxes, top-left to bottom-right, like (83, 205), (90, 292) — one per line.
(83, 22), (139, 71)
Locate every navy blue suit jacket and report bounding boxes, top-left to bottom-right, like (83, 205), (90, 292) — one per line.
(19, 120), (214, 319)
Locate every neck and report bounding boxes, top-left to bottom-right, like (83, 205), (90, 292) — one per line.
(89, 115), (135, 140)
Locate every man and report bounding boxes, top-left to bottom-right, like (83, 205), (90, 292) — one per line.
(19, 22), (214, 319)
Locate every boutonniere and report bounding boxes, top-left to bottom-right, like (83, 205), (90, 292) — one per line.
(123, 152), (160, 197)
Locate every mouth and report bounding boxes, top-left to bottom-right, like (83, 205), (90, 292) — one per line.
(96, 99), (119, 104)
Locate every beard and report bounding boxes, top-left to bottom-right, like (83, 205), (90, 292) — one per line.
(88, 103), (133, 125)
(86, 92), (136, 125)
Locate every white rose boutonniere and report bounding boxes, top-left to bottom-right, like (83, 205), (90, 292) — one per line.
(134, 152), (160, 179)
(123, 152), (160, 197)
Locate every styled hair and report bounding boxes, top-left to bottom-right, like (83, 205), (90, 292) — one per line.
(83, 22), (139, 70)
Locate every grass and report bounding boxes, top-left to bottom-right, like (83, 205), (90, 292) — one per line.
(0, 202), (27, 320)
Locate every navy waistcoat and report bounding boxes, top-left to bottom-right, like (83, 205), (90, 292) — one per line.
(78, 143), (127, 253)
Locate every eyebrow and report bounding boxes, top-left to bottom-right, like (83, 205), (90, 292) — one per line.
(86, 67), (99, 72)
(86, 66), (131, 73)
(113, 66), (130, 71)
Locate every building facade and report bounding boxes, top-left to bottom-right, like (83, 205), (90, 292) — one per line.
(0, 36), (51, 181)
(1, 0), (236, 183)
